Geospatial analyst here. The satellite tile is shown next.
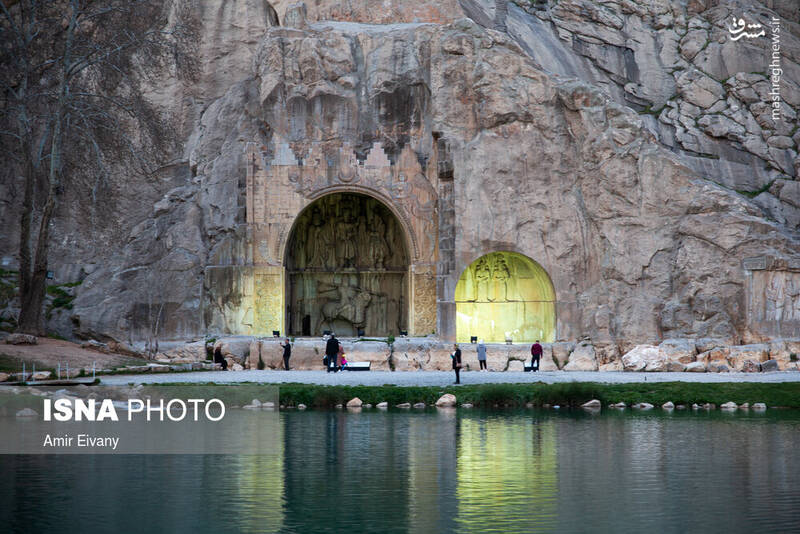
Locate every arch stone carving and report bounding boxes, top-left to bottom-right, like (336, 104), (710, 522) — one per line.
(455, 252), (556, 343)
(237, 136), (440, 336)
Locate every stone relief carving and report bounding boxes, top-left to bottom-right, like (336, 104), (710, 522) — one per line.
(286, 193), (408, 336)
(454, 252), (556, 343)
(254, 272), (282, 333)
(465, 253), (516, 303)
(757, 271), (800, 322)
(239, 137), (440, 336)
(412, 270), (437, 335)
(317, 280), (373, 333)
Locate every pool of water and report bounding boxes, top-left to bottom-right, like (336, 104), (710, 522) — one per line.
(1, 409), (799, 533)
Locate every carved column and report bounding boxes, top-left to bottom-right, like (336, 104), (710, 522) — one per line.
(436, 136), (456, 341)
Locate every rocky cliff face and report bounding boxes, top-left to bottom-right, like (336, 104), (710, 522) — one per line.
(1, 0), (799, 353)
(461, 0), (800, 223)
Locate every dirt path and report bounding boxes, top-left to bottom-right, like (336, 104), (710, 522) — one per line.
(0, 338), (146, 372)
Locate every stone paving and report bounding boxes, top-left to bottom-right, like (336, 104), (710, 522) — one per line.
(99, 369), (800, 387)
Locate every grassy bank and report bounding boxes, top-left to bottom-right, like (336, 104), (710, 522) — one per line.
(272, 382), (800, 409)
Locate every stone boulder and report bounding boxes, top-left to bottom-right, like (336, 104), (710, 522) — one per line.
(0, 372), (9, 382)
(215, 337), (252, 366)
(581, 399), (601, 408)
(435, 394), (457, 407)
(695, 338), (732, 353)
(621, 345), (666, 372)
(666, 361), (687, 372)
(16, 408), (38, 417)
(537, 344), (559, 371)
(507, 359), (524, 372)
(250, 338), (333, 370)
(427, 345), (457, 371)
(563, 342), (597, 371)
(346, 397), (363, 408)
(761, 360), (779, 373)
(768, 340), (800, 370)
(391, 339), (433, 371)
(740, 360), (762, 373)
(6, 333), (37, 345)
(708, 361), (730, 373)
(685, 361), (707, 373)
(594, 344), (620, 366)
(659, 338), (697, 364)
(727, 344), (769, 371)
(158, 340), (207, 362)
(599, 360), (623, 371)
(698, 347), (730, 364)
(551, 342), (575, 370)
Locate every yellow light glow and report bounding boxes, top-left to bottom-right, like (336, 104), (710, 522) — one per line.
(455, 252), (555, 343)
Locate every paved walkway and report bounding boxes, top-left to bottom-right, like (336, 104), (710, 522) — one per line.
(99, 369), (800, 387)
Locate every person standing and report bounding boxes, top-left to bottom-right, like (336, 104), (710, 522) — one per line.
(530, 340), (543, 372)
(336, 343), (345, 372)
(451, 343), (462, 384)
(214, 345), (228, 371)
(477, 340), (487, 371)
(326, 334), (340, 373)
(281, 338), (292, 370)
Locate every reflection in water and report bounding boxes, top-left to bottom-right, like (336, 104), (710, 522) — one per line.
(0, 410), (799, 533)
(407, 407), (459, 533)
(232, 413), (284, 533)
(281, 411), (412, 534)
(456, 414), (557, 532)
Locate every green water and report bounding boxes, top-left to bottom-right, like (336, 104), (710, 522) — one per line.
(1, 409), (799, 533)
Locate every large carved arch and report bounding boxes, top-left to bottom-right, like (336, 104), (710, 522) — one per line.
(224, 136), (440, 336)
(286, 183), (418, 263)
(284, 192), (410, 336)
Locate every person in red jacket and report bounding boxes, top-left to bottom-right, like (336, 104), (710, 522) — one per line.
(530, 340), (543, 372)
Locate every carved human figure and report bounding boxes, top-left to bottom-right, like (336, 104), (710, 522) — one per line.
(318, 282), (372, 332)
(491, 256), (511, 302)
(474, 258), (491, 302)
(765, 275), (784, 321)
(407, 173), (437, 261)
(307, 207), (333, 268)
(368, 208), (389, 269)
(784, 276), (800, 322)
(335, 208), (357, 268)
(356, 211), (369, 267)
(292, 217), (308, 268)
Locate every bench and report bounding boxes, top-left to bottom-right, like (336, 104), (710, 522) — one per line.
(524, 362), (540, 372)
(343, 362), (371, 371)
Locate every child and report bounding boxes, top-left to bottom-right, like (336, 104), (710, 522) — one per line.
(340, 354), (348, 371)
(337, 343), (346, 372)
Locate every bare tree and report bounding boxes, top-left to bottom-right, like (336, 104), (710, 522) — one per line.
(0, 0), (196, 334)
